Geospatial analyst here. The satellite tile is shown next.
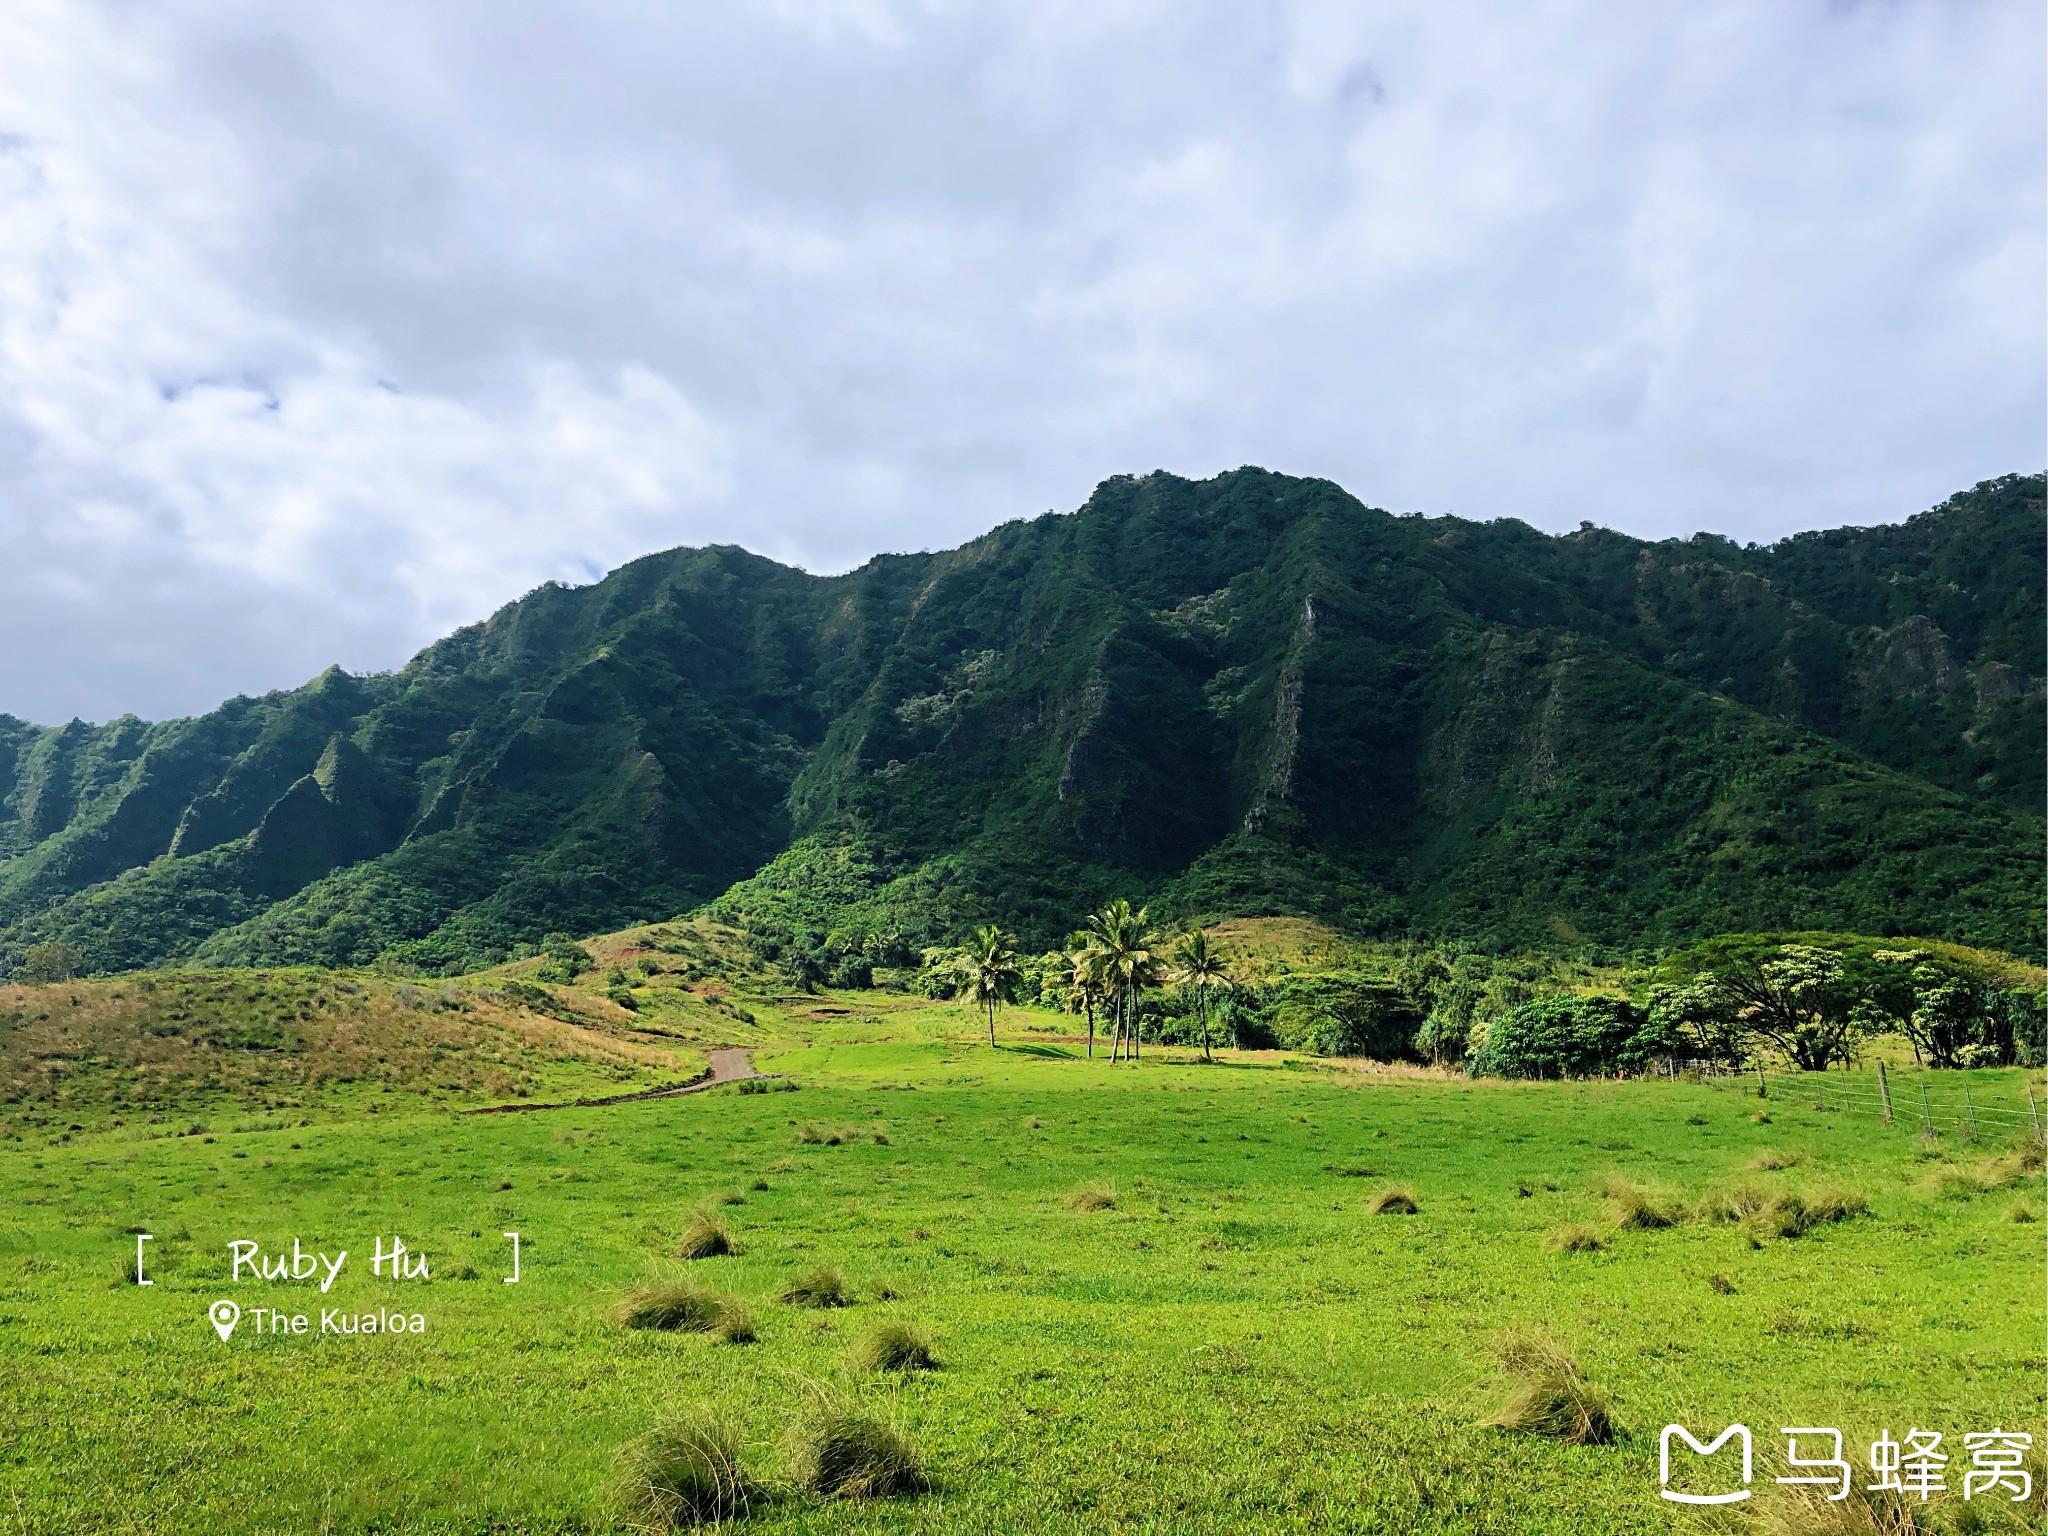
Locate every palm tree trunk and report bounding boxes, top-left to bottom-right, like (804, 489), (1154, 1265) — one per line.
(1086, 1001), (1095, 1059)
(987, 998), (996, 1047)
(1200, 988), (1210, 1062)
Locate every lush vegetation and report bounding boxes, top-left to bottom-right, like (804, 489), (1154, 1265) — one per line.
(2, 982), (2040, 1534)
(0, 472), (2039, 979)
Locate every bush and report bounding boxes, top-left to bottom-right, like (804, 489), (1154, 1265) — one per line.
(1466, 995), (1653, 1080)
(785, 1407), (924, 1499)
(852, 1319), (937, 1373)
(1480, 1334), (1619, 1445)
(779, 1265), (850, 1308)
(611, 1280), (754, 1342)
(613, 1408), (754, 1529)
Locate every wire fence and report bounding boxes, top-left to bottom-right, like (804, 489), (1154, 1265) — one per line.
(1688, 1063), (2047, 1142)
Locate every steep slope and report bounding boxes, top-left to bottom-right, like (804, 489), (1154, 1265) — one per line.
(1, 469), (2039, 974)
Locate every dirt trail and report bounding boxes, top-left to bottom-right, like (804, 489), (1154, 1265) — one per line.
(462, 1047), (766, 1115)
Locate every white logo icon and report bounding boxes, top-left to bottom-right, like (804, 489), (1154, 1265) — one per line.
(1660, 1424), (1753, 1504)
(208, 1299), (241, 1342)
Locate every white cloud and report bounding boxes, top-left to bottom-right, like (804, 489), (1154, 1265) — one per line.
(0, 0), (2039, 722)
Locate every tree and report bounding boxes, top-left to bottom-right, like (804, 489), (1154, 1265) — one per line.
(1065, 938), (1107, 1059)
(15, 941), (83, 985)
(1086, 900), (1161, 1064)
(955, 925), (1021, 1047)
(1168, 929), (1232, 1062)
(1866, 950), (2045, 1068)
(1666, 943), (1863, 1072)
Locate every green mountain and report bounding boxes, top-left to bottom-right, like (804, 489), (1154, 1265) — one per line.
(2, 469), (2040, 976)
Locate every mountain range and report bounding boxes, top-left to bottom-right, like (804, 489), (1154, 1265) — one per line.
(2, 468), (2040, 977)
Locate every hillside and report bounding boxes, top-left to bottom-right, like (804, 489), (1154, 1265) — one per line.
(0, 469), (2040, 975)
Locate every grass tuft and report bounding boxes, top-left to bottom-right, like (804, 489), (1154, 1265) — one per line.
(612, 1407), (754, 1530)
(676, 1211), (737, 1260)
(1595, 1173), (1680, 1229)
(610, 1280), (754, 1342)
(785, 1406), (925, 1500)
(851, 1319), (937, 1373)
(1367, 1186), (1419, 1215)
(1707, 1271), (1735, 1294)
(779, 1264), (851, 1309)
(1747, 1148), (1803, 1171)
(1480, 1333), (1619, 1445)
(1545, 1222), (1606, 1253)
(1066, 1181), (1117, 1212)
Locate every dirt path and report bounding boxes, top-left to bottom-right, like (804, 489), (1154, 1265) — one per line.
(462, 1047), (766, 1115)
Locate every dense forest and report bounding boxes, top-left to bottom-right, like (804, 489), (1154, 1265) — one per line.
(0, 469), (2040, 978)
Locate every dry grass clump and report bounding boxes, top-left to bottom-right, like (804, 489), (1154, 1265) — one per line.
(1747, 1148), (1803, 1171)
(676, 1210), (737, 1260)
(795, 1122), (867, 1147)
(611, 1280), (755, 1342)
(1595, 1172), (1681, 1230)
(1699, 1180), (1777, 1224)
(785, 1406), (925, 1499)
(851, 1319), (937, 1373)
(779, 1264), (851, 1309)
(1066, 1181), (1117, 1212)
(1479, 1333), (1619, 1445)
(2010, 1200), (2038, 1224)
(1760, 1184), (1869, 1240)
(1545, 1222), (1606, 1253)
(1698, 1178), (1865, 1239)
(1749, 1110), (1772, 1124)
(613, 1407), (754, 1529)
(1366, 1186), (1420, 1215)
(1733, 1438), (2047, 1535)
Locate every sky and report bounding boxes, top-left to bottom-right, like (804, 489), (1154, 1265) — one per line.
(1, 1), (2041, 726)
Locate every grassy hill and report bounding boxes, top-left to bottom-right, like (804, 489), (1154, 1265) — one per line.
(1, 470), (2039, 976)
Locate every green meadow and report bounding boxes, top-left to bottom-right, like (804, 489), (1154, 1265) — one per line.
(2, 997), (2042, 1534)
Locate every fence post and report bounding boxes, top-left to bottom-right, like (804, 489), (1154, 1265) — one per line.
(1876, 1060), (1893, 1126)
(1962, 1084), (1978, 1140)
(1919, 1084), (1934, 1137)
(2029, 1087), (2041, 1138)
(1756, 1062), (1767, 1100)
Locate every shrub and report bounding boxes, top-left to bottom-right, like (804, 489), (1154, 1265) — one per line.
(780, 1265), (850, 1308)
(852, 1319), (937, 1373)
(1367, 1187), (1419, 1215)
(676, 1212), (736, 1260)
(1546, 1223), (1606, 1253)
(613, 1408), (754, 1529)
(1466, 995), (1653, 1080)
(1480, 1334), (1618, 1445)
(611, 1280), (754, 1342)
(785, 1407), (924, 1499)
(1066, 1181), (1116, 1212)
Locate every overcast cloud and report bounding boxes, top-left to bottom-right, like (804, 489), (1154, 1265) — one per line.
(1, 0), (2041, 725)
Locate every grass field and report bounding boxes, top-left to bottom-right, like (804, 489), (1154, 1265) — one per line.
(2, 984), (2042, 1534)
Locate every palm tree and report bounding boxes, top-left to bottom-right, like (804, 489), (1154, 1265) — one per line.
(1086, 899), (1162, 1064)
(1065, 940), (1107, 1058)
(1169, 928), (1232, 1062)
(956, 924), (1022, 1047)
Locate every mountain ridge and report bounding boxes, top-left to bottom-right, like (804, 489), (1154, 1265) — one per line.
(2, 467), (2040, 974)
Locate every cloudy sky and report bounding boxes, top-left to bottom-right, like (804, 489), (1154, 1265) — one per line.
(2, 0), (2041, 725)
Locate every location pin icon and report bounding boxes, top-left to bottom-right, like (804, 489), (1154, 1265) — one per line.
(209, 1299), (241, 1342)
